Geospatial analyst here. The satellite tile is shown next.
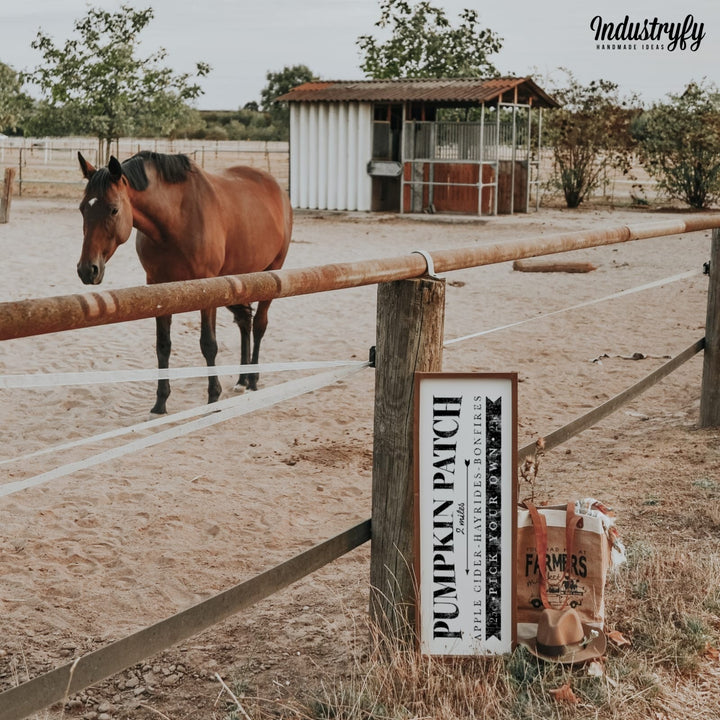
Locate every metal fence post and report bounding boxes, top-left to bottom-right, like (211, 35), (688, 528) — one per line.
(17, 148), (23, 197)
(701, 227), (720, 426)
(370, 276), (445, 641)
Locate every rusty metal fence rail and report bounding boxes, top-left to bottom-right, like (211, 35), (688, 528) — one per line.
(1, 216), (717, 341)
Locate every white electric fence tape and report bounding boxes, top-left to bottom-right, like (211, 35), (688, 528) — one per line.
(0, 360), (366, 390)
(0, 362), (369, 499)
(1, 375), (334, 466)
(444, 269), (699, 346)
(0, 269), (698, 493)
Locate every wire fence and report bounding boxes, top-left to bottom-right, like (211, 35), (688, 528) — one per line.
(0, 136), (665, 205)
(0, 137), (290, 197)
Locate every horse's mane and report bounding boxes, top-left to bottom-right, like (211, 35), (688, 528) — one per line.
(87, 151), (193, 194)
(123, 151), (193, 190)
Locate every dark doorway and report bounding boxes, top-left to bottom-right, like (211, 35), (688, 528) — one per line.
(371, 104), (403, 212)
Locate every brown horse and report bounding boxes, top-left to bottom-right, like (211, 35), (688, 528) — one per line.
(77, 151), (292, 414)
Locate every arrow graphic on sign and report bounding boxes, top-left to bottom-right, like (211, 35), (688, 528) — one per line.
(465, 458), (470, 575)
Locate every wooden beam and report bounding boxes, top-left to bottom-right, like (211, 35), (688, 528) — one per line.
(0, 167), (15, 223)
(0, 520), (371, 720)
(701, 227), (720, 426)
(370, 277), (445, 639)
(513, 259), (597, 273)
(520, 338), (705, 457)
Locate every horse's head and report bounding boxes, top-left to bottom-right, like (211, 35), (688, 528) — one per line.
(77, 153), (134, 284)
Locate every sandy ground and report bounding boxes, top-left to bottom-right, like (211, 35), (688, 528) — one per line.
(1, 197), (719, 718)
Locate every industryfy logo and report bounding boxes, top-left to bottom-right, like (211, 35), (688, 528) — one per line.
(591, 14), (706, 51)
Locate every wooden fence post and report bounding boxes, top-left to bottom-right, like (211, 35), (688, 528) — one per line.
(370, 276), (445, 641)
(701, 227), (720, 427)
(0, 167), (15, 223)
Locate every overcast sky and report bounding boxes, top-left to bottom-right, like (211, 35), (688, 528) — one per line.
(1, 0), (718, 109)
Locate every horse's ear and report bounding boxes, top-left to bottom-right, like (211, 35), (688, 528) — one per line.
(108, 156), (123, 183)
(78, 152), (96, 179)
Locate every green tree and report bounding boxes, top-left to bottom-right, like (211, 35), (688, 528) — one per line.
(260, 64), (317, 137)
(357, 0), (503, 79)
(634, 81), (720, 209)
(23, 101), (83, 137)
(544, 71), (638, 208)
(260, 64), (317, 111)
(28, 5), (210, 158)
(0, 62), (33, 133)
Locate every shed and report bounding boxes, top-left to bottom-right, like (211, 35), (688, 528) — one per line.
(276, 77), (560, 215)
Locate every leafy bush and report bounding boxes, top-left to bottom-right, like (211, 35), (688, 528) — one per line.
(634, 81), (720, 209)
(203, 124), (229, 141)
(0, 62), (33, 132)
(544, 72), (638, 208)
(192, 110), (283, 141)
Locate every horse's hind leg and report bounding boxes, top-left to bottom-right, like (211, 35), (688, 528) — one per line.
(228, 304), (253, 390)
(151, 314), (172, 415)
(200, 307), (222, 404)
(246, 299), (272, 391)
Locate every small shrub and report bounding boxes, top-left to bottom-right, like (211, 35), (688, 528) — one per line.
(634, 81), (720, 209)
(544, 70), (638, 208)
(204, 124), (229, 141)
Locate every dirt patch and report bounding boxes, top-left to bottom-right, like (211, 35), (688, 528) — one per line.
(0, 198), (719, 718)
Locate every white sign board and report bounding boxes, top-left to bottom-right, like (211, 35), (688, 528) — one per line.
(415, 373), (517, 656)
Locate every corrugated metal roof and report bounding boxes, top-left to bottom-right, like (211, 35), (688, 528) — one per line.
(275, 77), (560, 108)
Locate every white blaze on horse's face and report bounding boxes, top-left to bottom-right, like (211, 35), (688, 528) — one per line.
(77, 154), (134, 285)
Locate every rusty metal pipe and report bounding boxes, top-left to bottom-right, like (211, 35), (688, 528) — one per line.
(1, 215), (718, 341)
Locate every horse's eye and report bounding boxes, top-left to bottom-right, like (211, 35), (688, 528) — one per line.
(110, 207), (119, 216)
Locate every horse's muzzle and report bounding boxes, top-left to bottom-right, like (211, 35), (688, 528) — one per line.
(77, 261), (104, 285)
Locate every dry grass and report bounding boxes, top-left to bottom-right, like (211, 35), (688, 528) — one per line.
(216, 534), (720, 720)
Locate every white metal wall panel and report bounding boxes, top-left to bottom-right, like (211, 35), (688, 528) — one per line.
(289, 102), (372, 211)
(296, 104), (311, 209)
(316, 105), (328, 209)
(345, 103), (359, 211)
(335, 103), (348, 210)
(326, 105), (339, 210)
(289, 106), (300, 208)
(355, 103), (372, 211)
(307, 104), (319, 209)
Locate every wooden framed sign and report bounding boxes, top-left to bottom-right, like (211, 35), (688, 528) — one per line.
(414, 373), (517, 656)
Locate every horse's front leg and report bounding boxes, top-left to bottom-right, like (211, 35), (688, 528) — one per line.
(228, 304), (253, 390)
(200, 307), (222, 404)
(151, 314), (172, 415)
(246, 299), (272, 391)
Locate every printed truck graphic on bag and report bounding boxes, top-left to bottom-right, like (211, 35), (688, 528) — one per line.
(530, 578), (584, 609)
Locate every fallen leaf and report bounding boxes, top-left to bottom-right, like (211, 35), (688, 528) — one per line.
(608, 630), (631, 648)
(549, 683), (579, 704)
(703, 642), (719, 661)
